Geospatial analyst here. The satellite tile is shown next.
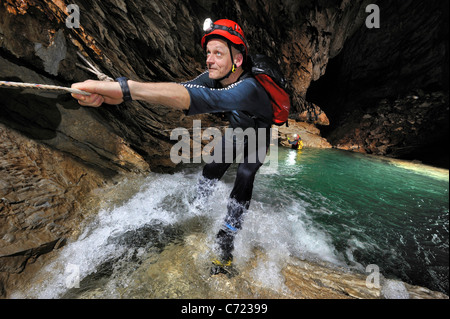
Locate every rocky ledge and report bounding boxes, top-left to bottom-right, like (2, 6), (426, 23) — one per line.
(66, 233), (449, 299)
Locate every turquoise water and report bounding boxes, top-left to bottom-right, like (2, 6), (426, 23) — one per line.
(254, 147), (449, 293)
(13, 147), (448, 298)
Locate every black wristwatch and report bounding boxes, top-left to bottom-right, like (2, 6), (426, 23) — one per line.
(116, 76), (132, 102)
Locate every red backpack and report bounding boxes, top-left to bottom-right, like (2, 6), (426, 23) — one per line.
(251, 54), (291, 126)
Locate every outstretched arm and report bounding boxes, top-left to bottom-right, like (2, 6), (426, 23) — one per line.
(71, 79), (190, 111)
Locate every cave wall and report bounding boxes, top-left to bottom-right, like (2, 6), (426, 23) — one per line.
(2, 0), (447, 170)
(0, 0), (226, 172)
(208, 0), (374, 119)
(307, 0), (449, 167)
(1, 0), (388, 171)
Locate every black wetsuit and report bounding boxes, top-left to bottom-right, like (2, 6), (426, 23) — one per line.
(182, 71), (273, 262)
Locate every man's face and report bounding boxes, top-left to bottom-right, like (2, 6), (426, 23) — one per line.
(206, 39), (232, 80)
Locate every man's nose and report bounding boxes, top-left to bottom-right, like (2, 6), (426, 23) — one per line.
(206, 54), (214, 64)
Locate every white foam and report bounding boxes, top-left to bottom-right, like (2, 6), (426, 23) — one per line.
(11, 173), (200, 298)
(12, 170), (348, 298)
(232, 198), (345, 290)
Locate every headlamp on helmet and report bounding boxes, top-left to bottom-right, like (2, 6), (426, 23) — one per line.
(203, 18), (213, 32)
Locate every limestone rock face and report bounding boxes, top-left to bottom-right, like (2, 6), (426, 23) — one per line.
(0, 123), (106, 292)
(1, 0), (447, 169)
(212, 0), (375, 116)
(328, 91), (449, 165)
(295, 101), (330, 126)
(305, 0), (448, 167)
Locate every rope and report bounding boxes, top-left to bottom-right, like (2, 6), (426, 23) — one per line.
(0, 52), (114, 96)
(0, 80), (91, 96)
(75, 52), (114, 82)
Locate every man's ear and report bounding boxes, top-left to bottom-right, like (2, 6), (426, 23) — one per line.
(233, 51), (244, 68)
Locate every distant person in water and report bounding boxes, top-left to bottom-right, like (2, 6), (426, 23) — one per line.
(71, 19), (273, 277)
(288, 134), (303, 150)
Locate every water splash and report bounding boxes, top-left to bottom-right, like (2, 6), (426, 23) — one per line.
(11, 148), (449, 298)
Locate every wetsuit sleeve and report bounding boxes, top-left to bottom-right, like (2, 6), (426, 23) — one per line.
(182, 78), (271, 122)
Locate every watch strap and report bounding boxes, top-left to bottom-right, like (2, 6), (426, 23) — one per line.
(116, 76), (132, 102)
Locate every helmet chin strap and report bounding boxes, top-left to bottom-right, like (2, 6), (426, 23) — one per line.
(216, 42), (237, 82)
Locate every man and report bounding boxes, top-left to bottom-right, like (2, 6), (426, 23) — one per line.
(71, 19), (273, 276)
(288, 134), (303, 150)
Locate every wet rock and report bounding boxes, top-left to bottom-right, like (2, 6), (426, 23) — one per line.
(72, 233), (448, 299)
(0, 123), (109, 295)
(295, 101), (330, 126)
(306, 0), (448, 167)
(329, 90), (449, 167)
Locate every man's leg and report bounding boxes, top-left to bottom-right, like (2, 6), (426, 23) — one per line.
(214, 160), (264, 264)
(209, 130), (270, 275)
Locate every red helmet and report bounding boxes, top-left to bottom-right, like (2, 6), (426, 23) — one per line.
(201, 18), (248, 56)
